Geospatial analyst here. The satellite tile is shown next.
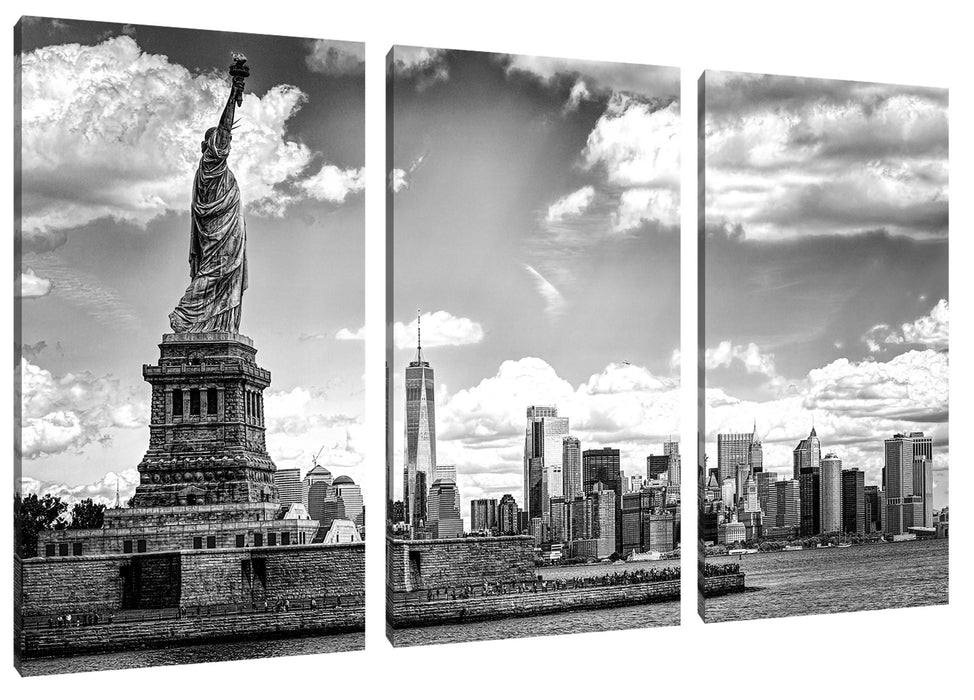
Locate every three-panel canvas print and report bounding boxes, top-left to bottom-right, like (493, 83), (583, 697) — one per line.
(12, 15), (949, 678)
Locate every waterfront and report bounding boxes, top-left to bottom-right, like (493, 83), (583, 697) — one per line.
(18, 631), (364, 677)
(703, 538), (947, 623)
(390, 559), (681, 646)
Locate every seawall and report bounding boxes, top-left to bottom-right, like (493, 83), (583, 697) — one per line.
(387, 579), (680, 629)
(698, 573), (746, 598)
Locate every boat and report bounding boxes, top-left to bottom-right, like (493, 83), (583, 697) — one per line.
(837, 542), (852, 548)
(728, 548), (758, 555)
(626, 550), (663, 562)
(783, 545), (803, 551)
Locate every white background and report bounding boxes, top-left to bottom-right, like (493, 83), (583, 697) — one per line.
(3, 1), (969, 696)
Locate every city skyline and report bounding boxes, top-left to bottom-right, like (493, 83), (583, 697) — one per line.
(702, 71), (949, 509)
(390, 49), (681, 527)
(17, 19), (366, 506)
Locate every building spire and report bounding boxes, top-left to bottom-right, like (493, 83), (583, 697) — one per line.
(115, 477), (121, 509)
(416, 308), (423, 362)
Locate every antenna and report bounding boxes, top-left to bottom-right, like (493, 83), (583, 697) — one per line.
(115, 477), (120, 509)
(416, 308), (424, 362)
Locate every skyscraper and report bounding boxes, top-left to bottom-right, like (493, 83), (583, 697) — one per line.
(756, 471), (778, 515)
(497, 494), (520, 535)
(590, 483), (616, 559)
(274, 467), (302, 507)
(664, 438), (681, 485)
(820, 453), (842, 533)
(792, 426), (821, 480)
(523, 406), (569, 522)
(302, 464), (333, 509)
(332, 476), (364, 529)
(562, 436), (582, 499)
(884, 433), (914, 535)
(470, 498), (498, 533)
(799, 467), (821, 536)
(717, 425), (761, 499)
(770, 479), (800, 531)
(404, 316), (437, 530)
(583, 447), (623, 554)
(647, 454), (670, 480)
(910, 432), (933, 528)
(427, 478), (462, 539)
(864, 485), (886, 534)
(841, 468), (865, 535)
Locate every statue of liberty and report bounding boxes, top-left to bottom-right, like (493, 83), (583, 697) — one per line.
(169, 54), (251, 334)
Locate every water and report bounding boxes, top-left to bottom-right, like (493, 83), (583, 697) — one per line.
(391, 559), (681, 647)
(704, 538), (948, 623)
(17, 631), (364, 677)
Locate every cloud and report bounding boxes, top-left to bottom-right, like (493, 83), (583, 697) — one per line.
(503, 55), (679, 100)
(18, 357), (148, 460)
(612, 187), (679, 231)
(16, 266), (52, 298)
(393, 311), (483, 350)
(20, 35), (357, 251)
(705, 341), (778, 377)
(305, 39), (365, 76)
(523, 264), (566, 320)
(335, 326), (366, 341)
(705, 72), (948, 241)
(389, 153), (426, 193)
(263, 386), (363, 474)
(564, 79), (590, 112)
(390, 46), (449, 90)
(298, 163), (364, 203)
(545, 185), (595, 223)
(20, 468), (140, 508)
(864, 299), (949, 352)
(583, 96), (680, 190)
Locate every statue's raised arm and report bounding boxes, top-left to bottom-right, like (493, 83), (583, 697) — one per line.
(169, 55), (251, 335)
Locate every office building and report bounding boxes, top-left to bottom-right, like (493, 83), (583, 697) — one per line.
(332, 475), (363, 529)
(792, 426), (821, 480)
(799, 467), (820, 536)
(840, 468), (865, 535)
(864, 485), (886, 534)
(821, 453), (842, 533)
(664, 438), (681, 485)
(274, 467), (302, 508)
(524, 406), (570, 522)
(562, 436), (582, 500)
(427, 478), (463, 539)
(404, 320), (437, 529)
(470, 498), (498, 533)
(497, 494), (520, 535)
(583, 448), (623, 553)
(885, 433), (914, 535)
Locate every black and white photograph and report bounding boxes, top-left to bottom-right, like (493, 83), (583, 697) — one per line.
(14, 17), (366, 674)
(697, 70), (949, 622)
(385, 47), (682, 646)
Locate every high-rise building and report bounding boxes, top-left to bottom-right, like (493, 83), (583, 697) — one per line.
(768, 479), (800, 531)
(332, 475), (363, 529)
(404, 319), (436, 530)
(720, 478), (735, 506)
(428, 478), (462, 539)
(748, 427), (763, 475)
(549, 496), (569, 543)
(274, 467), (302, 508)
(524, 406), (570, 522)
(629, 474), (645, 493)
(914, 457), (934, 528)
(820, 453), (842, 533)
(562, 436), (582, 500)
(302, 464), (333, 510)
(717, 426), (761, 499)
(647, 454), (670, 481)
(792, 426), (821, 480)
(743, 476), (759, 513)
(497, 494), (520, 535)
(590, 483), (616, 559)
(569, 495), (593, 541)
(756, 471), (778, 515)
(884, 433), (914, 535)
(583, 448), (623, 553)
(864, 485), (886, 534)
(470, 498), (498, 533)
(799, 467), (820, 536)
(664, 438), (681, 485)
(841, 468), (865, 535)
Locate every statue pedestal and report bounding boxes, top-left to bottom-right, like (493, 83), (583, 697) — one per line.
(131, 332), (278, 508)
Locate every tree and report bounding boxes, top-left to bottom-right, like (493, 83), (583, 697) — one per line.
(15, 492), (68, 558)
(69, 498), (106, 529)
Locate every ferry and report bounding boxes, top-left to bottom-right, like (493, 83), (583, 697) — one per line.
(727, 548), (758, 556)
(626, 550), (663, 562)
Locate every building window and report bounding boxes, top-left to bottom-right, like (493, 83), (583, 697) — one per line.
(123, 540), (133, 554)
(257, 394), (262, 423)
(268, 532), (277, 546)
(207, 387), (218, 415)
(189, 388), (200, 416)
(281, 532), (290, 546)
(137, 539), (147, 553)
(236, 534), (245, 548)
(45, 544), (55, 557)
(254, 533), (263, 547)
(206, 535), (216, 549)
(73, 542), (83, 556)
(193, 537), (202, 549)
(58, 543), (69, 557)
(172, 389), (183, 417)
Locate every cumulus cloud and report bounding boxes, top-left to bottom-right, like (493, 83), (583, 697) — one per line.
(389, 153), (426, 193)
(335, 326), (366, 341)
(523, 264), (566, 320)
(20, 36), (358, 251)
(21, 468), (139, 508)
(298, 163), (364, 203)
(612, 187), (679, 231)
(864, 299), (949, 352)
(305, 39), (365, 76)
(705, 341), (778, 377)
(18, 357), (148, 460)
(16, 267), (52, 298)
(503, 55), (679, 100)
(393, 311), (483, 350)
(264, 386), (363, 474)
(564, 79), (590, 112)
(390, 46), (449, 90)
(705, 72), (948, 241)
(546, 185), (595, 223)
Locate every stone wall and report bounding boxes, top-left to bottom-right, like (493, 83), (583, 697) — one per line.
(18, 542), (365, 616)
(386, 580), (680, 629)
(20, 604), (363, 659)
(386, 536), (536, 593)
(698, 573), (746, 598)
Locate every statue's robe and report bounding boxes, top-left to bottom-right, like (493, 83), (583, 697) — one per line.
(169, 126), (248, 333)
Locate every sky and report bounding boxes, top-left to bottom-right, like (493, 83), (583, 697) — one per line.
(701, 71), (949, 507)
(388, 48), (681, 528)
(16, 17), (365, 506)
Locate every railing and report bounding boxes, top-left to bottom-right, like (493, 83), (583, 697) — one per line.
(390, 568), (681, 604)
(21, 593), (365, 630)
